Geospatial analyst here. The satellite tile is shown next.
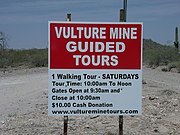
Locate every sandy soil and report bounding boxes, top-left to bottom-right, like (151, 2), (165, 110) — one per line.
(0, 67), (179, 135)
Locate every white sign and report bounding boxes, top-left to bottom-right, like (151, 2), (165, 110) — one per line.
(48, 22), (143, 116)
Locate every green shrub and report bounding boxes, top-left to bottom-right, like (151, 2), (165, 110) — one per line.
(0, 48), (48, 68)
(143, 39), (180, 67)
(167, 61), (180, 72)
(1, 39), (180, 70)
(31, 52), (48, 67)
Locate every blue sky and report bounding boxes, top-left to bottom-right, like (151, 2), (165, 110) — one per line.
(0, 0), (180, 49)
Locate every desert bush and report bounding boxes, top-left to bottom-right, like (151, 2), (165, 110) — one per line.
(0, 57), (9, 68)
(30, 50), (48, 67)
(1, 39), (179, 69)
(0, 48), (48, 68)
(0, 49), (9, 68)
(167, 61), (180, 72)
(143, 39), (180, 67)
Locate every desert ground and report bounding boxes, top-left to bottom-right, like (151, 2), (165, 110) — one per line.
(0, 67), (179, 135)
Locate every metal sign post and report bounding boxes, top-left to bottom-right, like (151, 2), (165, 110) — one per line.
(119, 115), (123, 135)
(63, 115), (68, 135)
(119, 1), (128, 134)
(63, 13), (71, 135)
(123, 0), (127, 22)
(120, 9), (125, 22)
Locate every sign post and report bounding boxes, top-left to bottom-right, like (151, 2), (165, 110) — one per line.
(63, 13), (72, 135)
(48, 21), (143, 133)
(119, 0), (128, 134)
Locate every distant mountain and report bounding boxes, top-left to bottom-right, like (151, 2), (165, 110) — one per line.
(143, 39), (166, 49)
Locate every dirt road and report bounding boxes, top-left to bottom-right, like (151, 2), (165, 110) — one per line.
(0, 68), (48, 121)
(0, 67), (179, 135)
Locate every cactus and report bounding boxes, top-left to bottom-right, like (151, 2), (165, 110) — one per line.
(66, 13), (71, 21)
(174, 27), (179, 49)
